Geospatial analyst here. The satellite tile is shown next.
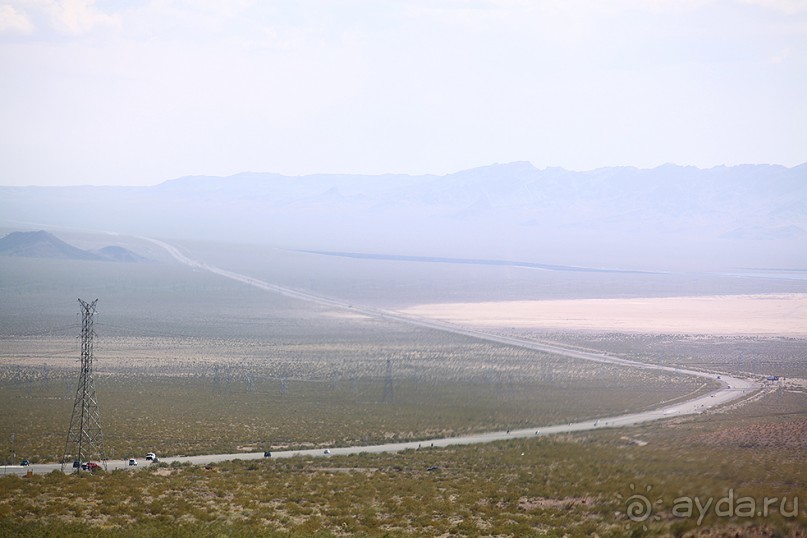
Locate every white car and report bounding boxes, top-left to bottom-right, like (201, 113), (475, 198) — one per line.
(146, 452), (156, 461)
(128, 458), (138, 466)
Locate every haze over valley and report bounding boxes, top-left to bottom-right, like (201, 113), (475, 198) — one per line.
(2, 161), (806, 273)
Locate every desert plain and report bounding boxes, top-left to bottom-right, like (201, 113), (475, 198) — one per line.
(402, 293), (807, 336)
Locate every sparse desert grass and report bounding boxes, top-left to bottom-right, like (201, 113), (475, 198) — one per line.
(0, 331), (707, 462)
(0, 391), (803, 537)
(519, 330), (807, 378)
(2, 273), (718, 465)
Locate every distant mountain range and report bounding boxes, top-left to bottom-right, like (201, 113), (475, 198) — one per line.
(0, 231), (147, 262)
(1, 162), (805, 271)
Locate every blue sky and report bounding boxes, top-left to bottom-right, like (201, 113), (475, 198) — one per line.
(1, 0), (805, 186)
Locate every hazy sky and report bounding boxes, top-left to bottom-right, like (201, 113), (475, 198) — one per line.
(1, 0), (805, 186)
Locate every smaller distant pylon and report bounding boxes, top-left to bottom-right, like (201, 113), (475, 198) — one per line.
(382, 358), (394, 403)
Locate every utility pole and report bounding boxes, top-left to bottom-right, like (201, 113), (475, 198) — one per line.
(61, 299), (107, 472)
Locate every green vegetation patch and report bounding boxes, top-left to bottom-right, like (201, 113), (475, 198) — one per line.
(1, 391), (804, 537)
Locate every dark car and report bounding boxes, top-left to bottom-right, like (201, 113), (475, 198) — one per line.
(72, 460), (81, 469)
(20, 459), (30, 467)
(263, 451), (272, 458)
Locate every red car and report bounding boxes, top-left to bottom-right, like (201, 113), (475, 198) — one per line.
(86, 462), (102, 472)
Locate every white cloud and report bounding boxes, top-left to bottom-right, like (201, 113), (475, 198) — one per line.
(0, 4), (34, 34)
(56, 0), (120, 34)
(21, 0), (121, 35)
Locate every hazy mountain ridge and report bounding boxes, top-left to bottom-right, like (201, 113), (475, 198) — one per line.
(1, 162), (805, 271)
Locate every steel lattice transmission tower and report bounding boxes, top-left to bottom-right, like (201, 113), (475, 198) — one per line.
(381, 358), (394, 403)
(61, 299), (107, 472)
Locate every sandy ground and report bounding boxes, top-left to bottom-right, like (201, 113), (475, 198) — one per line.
(400, 293), (807, 336)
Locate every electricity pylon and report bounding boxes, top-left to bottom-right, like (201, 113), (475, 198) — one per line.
(381, 358), (394, 403)
(61, 299), (107, 472)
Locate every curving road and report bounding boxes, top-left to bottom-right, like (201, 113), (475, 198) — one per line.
(5, 237), (759, 476)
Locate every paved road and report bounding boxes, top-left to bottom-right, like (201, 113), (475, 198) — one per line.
(6, 371), (752, 477)
(5, 238), (759, 476)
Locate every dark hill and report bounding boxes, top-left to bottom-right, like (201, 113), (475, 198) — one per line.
(0, 231), (147, 262)
(0, 231), (100, 260)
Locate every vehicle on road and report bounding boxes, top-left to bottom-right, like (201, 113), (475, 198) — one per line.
(72, 461), (81, 469)
(86, 462), (102, 472)
(323, 449), (331, 455)
(128, 458), (138, 466)
(263, 451), (271, 458)
(146, 452), (156, 461)
(20, 459), (29, 466)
